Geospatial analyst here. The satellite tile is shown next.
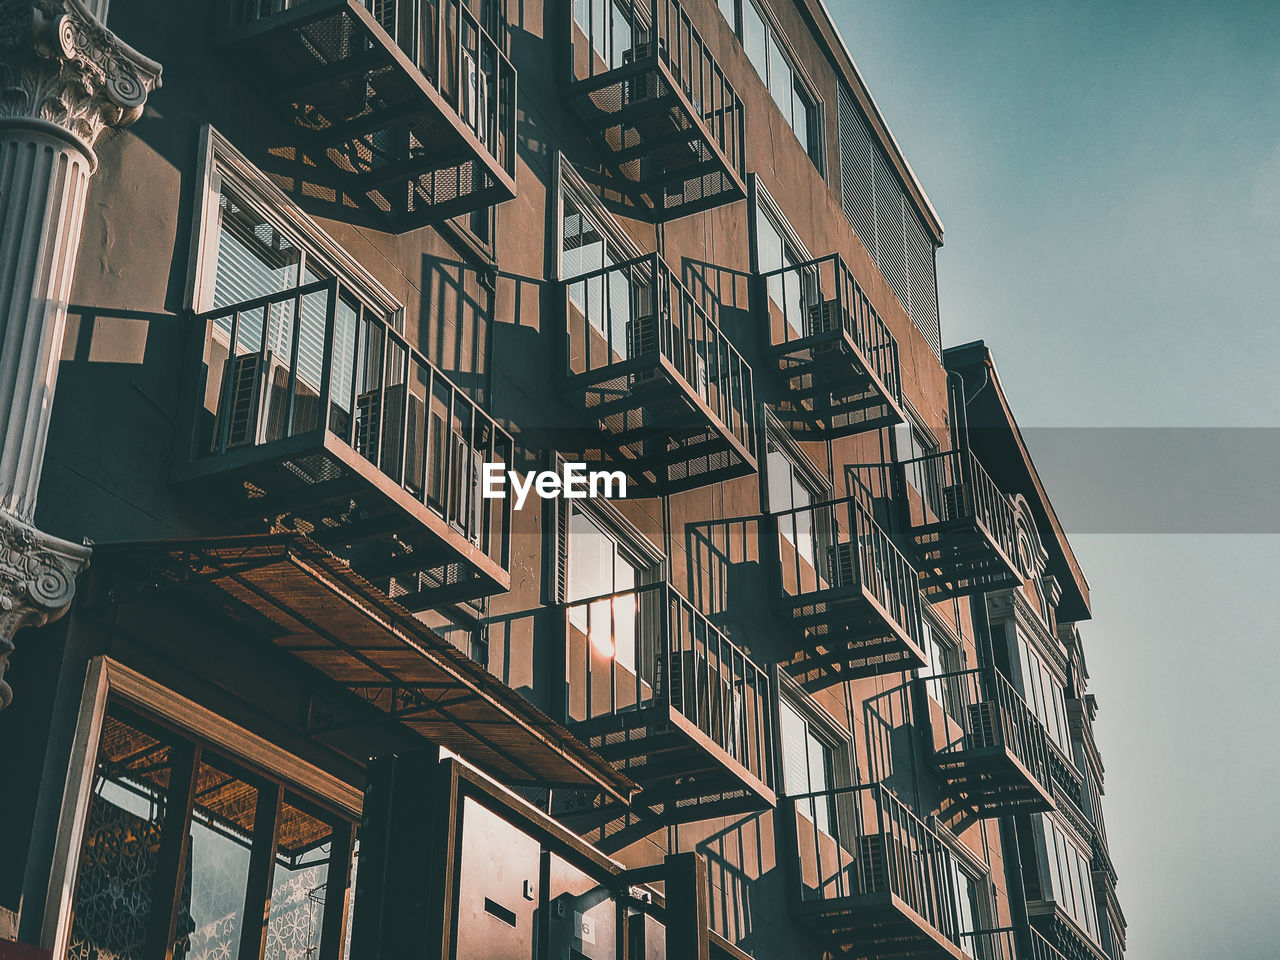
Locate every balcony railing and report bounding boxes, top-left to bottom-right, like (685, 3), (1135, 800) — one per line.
(563, 253), (757, 494)
(565, 0), (746, 220)
(770, 493), (925, 687)
(919, 668), (1055, 816)
(897, 448), (1022, 601)
(221, 0), (517, 230)
(175, 278), (513, 608)
(788, 782), (967, 959)
(562, 581), (774, 850)
(960, 927), (1071, 960)
(760, 254), (905, 437)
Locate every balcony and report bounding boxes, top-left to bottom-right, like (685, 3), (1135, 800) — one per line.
(898, 449), (1022, 602)
(1028, 907), (1108, 960)
(565, 0), (746, 221)
(788, 783), (968, 960)
(760, 254), (906, 438)
(174, 279), (513, 608)
(771, 493), (926, 689)
(960, 927), (1070, 960)
(561, 582), (774, 850)
(220, 0), (517, 231)
(563, 253), (757, 494)
(918, 668), (1055, 817)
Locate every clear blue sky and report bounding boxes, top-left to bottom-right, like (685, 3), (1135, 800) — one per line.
(831, 1), (1280, 957)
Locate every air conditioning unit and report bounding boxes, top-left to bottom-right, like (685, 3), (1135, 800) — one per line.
(941, 483), (966, 522)
(627, 312), (663, 390)
(447, 432), (485, 546)
(223, 352), (266, 449)
(665, 649), (743, 759)
(967, 700), (1003, 750)
(622, 40), (663, 105)
(828, 541), (857, 589)
(807, 299), (841, 336)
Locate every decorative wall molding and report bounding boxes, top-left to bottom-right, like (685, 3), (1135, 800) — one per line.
(0, 0), (162, 151)
(0, 515), (90, 708)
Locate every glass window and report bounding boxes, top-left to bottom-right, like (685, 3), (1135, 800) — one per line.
(766, 438), (817, 564)
(1036, 815), (1100, 943)
(952, 863), (984, 953)
(767, 35), (792, 118)
(779, 698), (834, 835)
(1016, 634), (1071, 754)
(67, 709), (176, 960)
(265, 796), (340, 960)
(742, 1), (767, 80)
(567, 505), (646, 673)
(181, 757), (258, 960)
(66, 703), (359, 960)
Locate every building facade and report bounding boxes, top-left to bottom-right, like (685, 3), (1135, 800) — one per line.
(0, 1), (1124, 959)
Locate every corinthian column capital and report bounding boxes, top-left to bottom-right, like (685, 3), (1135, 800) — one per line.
(0, 0), (162, 151)
(0, 515), (90, 708)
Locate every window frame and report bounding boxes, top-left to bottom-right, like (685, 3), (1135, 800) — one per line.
(187, 126), (402, 327)
(716, 0), (824, 171)
(773, 671), (855, 838)
(44, 657), (363, 960)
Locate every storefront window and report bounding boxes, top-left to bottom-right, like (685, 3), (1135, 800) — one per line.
(65, 702), (357, 960)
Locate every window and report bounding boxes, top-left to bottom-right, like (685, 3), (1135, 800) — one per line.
(754, 195), (810, 336)
(560, 161), (644, 352)
(1015, 632), (1071, 754)
(719, 0), (821, 168)
(66, 703), (357, 960)
(572, 0), (636, 69)
(766, 433), (824, 565)
(952, 862), (987, 957)
(1035, 814), (1101, 943)
(778, 697), (835, 835)
(565, 504), (656, 673)
(918, 616), (964, 716)
(894, 408), (940, 514)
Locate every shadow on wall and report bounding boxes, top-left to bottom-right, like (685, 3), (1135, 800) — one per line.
(694, 812), (772, 946)
(41, 306), (192, 542)
(419, 254), (494, 399)
(684, 515), (791, 667)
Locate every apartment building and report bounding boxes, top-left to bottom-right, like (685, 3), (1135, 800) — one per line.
(0, 1), (1124, 959)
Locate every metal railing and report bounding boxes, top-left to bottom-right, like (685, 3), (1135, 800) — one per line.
(564, 252), (756, 454)
(920, 667), (1052, 791)
(961, 927), (1071, 960)
(771, 492), (921, 643)
(233, 0), (516, 177)
(194, 279), (512, 569)
(758, 253), (901, 403)
(564, 582), (772, 789)
(570, 0), (744, 175)
(788, 782), (961, 946)
(899, 448), (1018, 558)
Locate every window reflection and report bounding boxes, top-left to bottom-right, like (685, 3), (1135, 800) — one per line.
(179, 759), (258, 960)
(265, 797), (336, 960)
(67, 710), (176, 960)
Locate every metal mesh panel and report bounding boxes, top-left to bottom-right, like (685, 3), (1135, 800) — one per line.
(838, 84), (876, 258)
(907, 206), (941, 356)
(875, 150), (910, 315)
(838, 82), (941, 356)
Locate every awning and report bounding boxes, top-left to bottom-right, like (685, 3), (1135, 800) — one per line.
(96, 535), (636, 802)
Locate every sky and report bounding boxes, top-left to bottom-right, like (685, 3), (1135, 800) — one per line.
(830, 1), (1280, 957)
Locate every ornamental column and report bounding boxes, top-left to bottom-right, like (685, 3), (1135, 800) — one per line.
(0, 0), (160, 708)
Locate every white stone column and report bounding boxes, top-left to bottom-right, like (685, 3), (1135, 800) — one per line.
(0, 0), (160, 708)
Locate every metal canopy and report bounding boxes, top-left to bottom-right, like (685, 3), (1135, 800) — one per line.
(96, 535), (635, 803)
